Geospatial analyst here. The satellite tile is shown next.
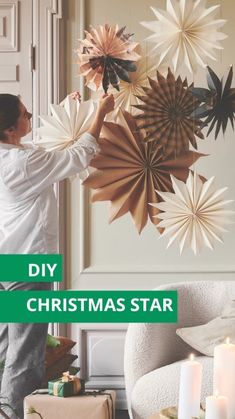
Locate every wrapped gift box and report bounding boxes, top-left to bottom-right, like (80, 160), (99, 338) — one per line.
(24, 390), (116, 419)
(48, 372), (85, 397)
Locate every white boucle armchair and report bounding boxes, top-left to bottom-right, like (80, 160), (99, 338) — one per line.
(124, 281), (235, 419)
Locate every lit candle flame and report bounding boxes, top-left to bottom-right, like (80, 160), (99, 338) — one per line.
(189, 353), (195, 361)
(226, 337), (230, 345)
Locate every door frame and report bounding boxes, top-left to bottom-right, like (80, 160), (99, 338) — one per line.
(33, 0), (66, 335)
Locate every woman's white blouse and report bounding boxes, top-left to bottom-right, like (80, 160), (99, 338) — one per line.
(0, 133), (98, 254)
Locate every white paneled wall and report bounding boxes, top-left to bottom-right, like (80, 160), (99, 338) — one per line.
(0, 0), (32, 135)
(65, 0), (235, 408)
(0, 1), (18, 51)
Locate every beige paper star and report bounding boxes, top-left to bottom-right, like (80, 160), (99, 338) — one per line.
(141, 0), (227, 73)
(152, 172), (234, 254)
(36, 96), (97, 151)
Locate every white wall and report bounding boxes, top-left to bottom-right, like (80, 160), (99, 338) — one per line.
(64, 0), (235, 408)
(66, 0), (235, 289)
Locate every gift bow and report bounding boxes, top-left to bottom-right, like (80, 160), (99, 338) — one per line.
(53, 372), (82, 396)
(61, 371), (77, 382)
(62, 371), (82, 393)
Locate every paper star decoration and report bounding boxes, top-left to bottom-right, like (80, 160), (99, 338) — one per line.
(77, 24), (140, 93)
(36, 96), (97, 151)
(191, 66), (235, 139)
(152, 172), (234, 254)
(106, 51), (158, 119)
(134, 68), (204, 155)
(141, 0), (227, 73)
(83, 110), (204, 233)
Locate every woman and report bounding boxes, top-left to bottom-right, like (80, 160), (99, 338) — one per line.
(0, 93), (114, 418)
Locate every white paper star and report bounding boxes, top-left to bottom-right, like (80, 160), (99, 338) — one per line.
(152, 172), (234, 254)
(141, 0), (227, 73)
(36, 96), (97, 151)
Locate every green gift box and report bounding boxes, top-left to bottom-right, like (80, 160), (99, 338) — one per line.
(48, 372), (85, 397)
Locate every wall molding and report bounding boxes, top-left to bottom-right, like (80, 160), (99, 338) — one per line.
(78, 188), (235, 274)
(77, 325), (127, 409)
(32, 0), (64, 122)
(0, 64), (17, 81)
(0, 1), (18, 52)
(80, 265), (235, 274)
(32, 0), (66, 336)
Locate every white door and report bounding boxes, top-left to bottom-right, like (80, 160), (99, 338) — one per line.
(0, 0), (33, 141)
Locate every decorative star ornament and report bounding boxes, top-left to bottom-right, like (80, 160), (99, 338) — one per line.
(83, 110), (205, 233)
(141, 0), (227, 73)
(152, 172), (234, 254)
(77, 24), (140, 93)
(36, 96), (97, 151)
(191, 66), (235, 139)
(134, 68), (204, 155)
(106, 51), (158, 120)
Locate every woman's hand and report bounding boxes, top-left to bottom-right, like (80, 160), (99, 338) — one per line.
(87, 94), (115, 141)
(98, 94), (115, 116)
(69, 91), (81, 102)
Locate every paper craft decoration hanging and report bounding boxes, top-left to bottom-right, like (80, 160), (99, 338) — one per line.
(140, 0), (227, 73)
(191, 66), (235, 139)
(77, 24), (140, 93)
(83, 110), (204, 233)
(36, 96), (97, 151)
(106, 51), (158, 119)
(152, 172), (234, 254)
(134, 68), (204, 155)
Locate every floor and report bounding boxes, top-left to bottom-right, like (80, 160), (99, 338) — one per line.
(116, 410), (129, 419)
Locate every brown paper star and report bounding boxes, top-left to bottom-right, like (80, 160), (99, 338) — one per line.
(134, 68), (204, 155)
(83, 111), (205, 233)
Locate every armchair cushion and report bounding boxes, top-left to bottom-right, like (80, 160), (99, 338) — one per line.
(176, 300), (235, 356)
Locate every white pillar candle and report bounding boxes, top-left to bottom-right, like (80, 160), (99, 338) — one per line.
(214, 338), (235, 419)
(178, 354), (202, 419)
(205, 392), (228, 419)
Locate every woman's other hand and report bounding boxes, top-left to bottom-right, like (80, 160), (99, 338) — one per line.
(98, 94), (115, 116)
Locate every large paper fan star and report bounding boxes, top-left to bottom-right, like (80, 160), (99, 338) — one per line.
(36, 96), (97, 151)
(152, 172), (234, 254)
(77, 24), (140, 93)
(134, 68), (204, 155)
(141, 0), (227, 73)
(83, 110), (205, 233)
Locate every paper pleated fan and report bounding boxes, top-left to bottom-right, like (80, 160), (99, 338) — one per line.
(134, 68), (204, 155)
(152, 172), (234, 255)
(191, 66), (235, 139)
(36, 96), (97, 151)
(77, 24), (141, 93)
(83, 110), (205, 234)
(105, 52), (158, 120)
(141, 0), (227, 73)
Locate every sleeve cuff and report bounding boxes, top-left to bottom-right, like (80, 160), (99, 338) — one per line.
(77, 132), (100, 153)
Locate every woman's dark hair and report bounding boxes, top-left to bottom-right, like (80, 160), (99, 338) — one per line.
(0, 94), (21, 141)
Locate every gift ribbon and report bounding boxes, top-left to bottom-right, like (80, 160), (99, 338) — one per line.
(52, 371), (82, 395)
(53, 381), (62, 396)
